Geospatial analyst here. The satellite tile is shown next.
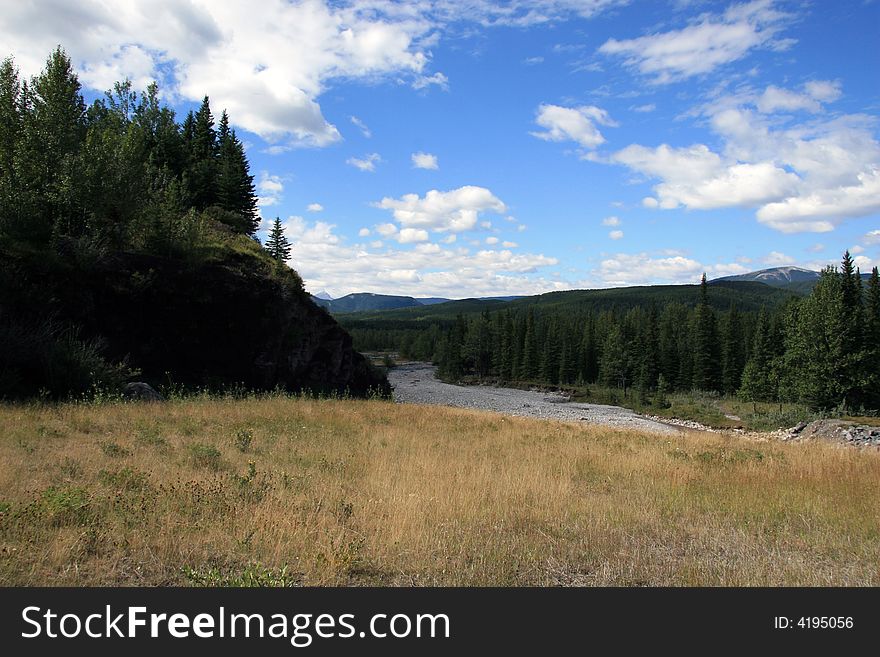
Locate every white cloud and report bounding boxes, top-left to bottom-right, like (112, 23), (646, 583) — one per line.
(346, 152), (382, 172)
(398, 228), (430, 243)
(442, 234), (457, 244)
(608, 82), (880, 233)
(632, 103), (656, 113)
(756, 85), (821, 114)
(375, 223), (398, 237)
(595, 252), (755, 286)
(376, 186), (507, 233)
(756, 167), (880, 232)
(598, 253), (703, 286)
(485, 236), (499, 245)
(863, 230), (880, 246)
(307, 203), (324, 213)
(598, 0), (792, 84)
(614, 143), (800, 210)
(502, 241), (518, 248)
(806, 243), (825, 253)
(350, 116), (372, 138)
(763, 251), (793, 266)
(523, 56), (544, 65)
(851, 245), (865, 255)
(602, 216), (621, 226)
(412, 71), (449, 90)
(272, 218), (562, 298)
(1, 1), (451, 148)
(609, 230), (624, 240)
(804, 80), (842, 103)
(531, 103), (616, 149)
(358, 228), (371, 237)
(257, 171), (284, 207)
(411, 152), (439, 170)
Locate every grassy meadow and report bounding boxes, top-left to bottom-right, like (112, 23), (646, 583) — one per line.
(0, 395), (878, 586)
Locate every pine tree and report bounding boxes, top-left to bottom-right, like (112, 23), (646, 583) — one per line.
(691, 273), (720, 391)
(720, 304), (745, 395)
(599, 324), (629, 394)
(265, 217), (291, 262)
(865, 267), (880, 408)
(186, 96), (217, 209)
(18, 47), (86, 240)
(738, 308), (774, 409)
(520, 309), (539, 380)
(215, 110), (259, 234)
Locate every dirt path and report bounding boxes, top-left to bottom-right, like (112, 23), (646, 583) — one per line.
(389, 362), (680, 435)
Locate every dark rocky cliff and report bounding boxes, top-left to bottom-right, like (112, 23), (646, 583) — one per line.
(0, 238), (389, 399)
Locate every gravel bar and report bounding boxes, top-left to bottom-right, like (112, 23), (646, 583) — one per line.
(389, 362), (680, 435)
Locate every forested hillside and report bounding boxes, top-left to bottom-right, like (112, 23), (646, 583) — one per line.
(0, 48), (387, 399)
(349, 258), (879, 413)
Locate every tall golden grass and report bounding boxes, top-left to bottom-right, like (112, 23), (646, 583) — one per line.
(0, 396), (877, 586)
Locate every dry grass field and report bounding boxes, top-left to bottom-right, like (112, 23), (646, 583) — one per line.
(1, 395), (878, 586)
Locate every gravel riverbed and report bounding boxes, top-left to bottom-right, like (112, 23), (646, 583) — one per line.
(389, 362), (680, 435)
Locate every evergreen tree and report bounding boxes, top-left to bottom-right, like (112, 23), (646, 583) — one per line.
(187, 96), (217, 209)
(599, 324), (629, 394)
(720, 304), (745, 395)
(520, 309), (538, 380)
(0, 57), (21, 230)
(265, 217), (291, 262)
(215, 110), (259, 234)
(738, 308), (774, 410)
(691, 273), (720, 391)
(18, 47), (86, 240)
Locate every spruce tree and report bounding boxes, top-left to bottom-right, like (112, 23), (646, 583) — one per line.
(216, 110), (259, 234)
(738, 308), (774, 409)
(265, 217), (291, 262)
(691, 273), (720, 391)
(18, 47), (86, 240)
(520, 309), (539, 380)
(187, 96), (217, 209)
(721, 304), (745, 395)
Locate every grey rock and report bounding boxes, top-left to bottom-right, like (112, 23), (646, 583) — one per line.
(122, 382), (164, 402)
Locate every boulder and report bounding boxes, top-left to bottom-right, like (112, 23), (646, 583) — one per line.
(122, 382), (164, 402)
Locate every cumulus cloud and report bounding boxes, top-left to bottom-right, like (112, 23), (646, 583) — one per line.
(307, 203), (324, 213)
(346, 153), (382, 172)
(398, 228), (430, 243)
(863, 230), (880, 246)
(602, 216), (621, 226)
(598, 0), (793, 84)
(411, 152), (439, 170)
(269, 217), (561, 297)
(257, 172), (284, 207)
(358, 228), (370, 237)
(595, 252), (752, 286)
(763, 251), (793, 266)
(608, 81), (880, 233)
(1, 1), (449, 148)
(375, 186), (507, 233)
(485, 236), (499, 245)
(531, 103), (616, 149)
(609, 230), (624, 240)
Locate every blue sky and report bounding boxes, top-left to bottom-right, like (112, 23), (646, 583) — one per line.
(3, 0), (879, 297)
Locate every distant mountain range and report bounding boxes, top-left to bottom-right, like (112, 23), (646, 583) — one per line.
(714, 266), (820, 287)
(311, 292), (524, 314)
(313, 266), (873, 316)
(713, 265), (871, 294)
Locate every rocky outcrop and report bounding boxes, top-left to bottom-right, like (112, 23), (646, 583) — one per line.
(3, 245), (388, 398)
(783, 419), (880, 447)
